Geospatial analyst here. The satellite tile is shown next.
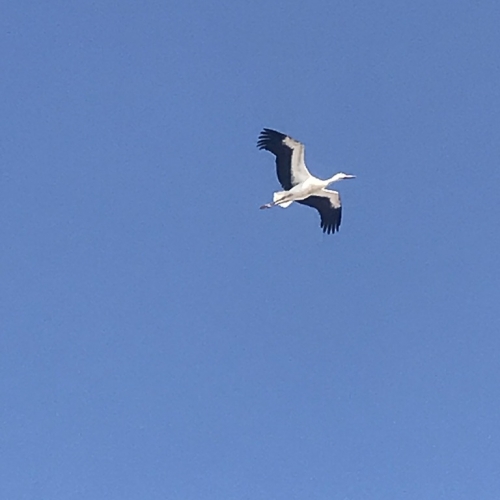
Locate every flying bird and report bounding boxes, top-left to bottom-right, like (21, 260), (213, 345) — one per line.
(257, 128), (355, 234)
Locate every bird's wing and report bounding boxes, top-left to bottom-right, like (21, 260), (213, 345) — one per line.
(297, 189), (342, 234)
(257, 128), (312, 190)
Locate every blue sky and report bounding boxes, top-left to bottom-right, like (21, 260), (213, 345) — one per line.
(2, 1), (500, 498)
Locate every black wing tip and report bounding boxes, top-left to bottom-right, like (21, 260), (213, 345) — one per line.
(256, 128), (287, 150)
(299, 196), (342, 235)
(320, 209), (342, 234)
(321, 221), (341, 234)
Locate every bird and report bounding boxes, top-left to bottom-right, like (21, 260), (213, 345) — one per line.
(257, 128), (355, 234)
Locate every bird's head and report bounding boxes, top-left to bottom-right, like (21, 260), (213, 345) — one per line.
(328, 172), (356, 184)
(337, 172), (356, 180)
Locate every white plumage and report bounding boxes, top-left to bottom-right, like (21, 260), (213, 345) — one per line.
(257, 128), (355, 234)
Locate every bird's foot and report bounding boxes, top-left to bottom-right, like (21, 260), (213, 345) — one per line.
(260, 203), (272, 210)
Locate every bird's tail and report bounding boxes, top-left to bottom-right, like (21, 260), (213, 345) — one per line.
(273, 191), (293, 208)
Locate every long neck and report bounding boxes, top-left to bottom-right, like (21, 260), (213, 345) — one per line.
(326, 173), (343, 184)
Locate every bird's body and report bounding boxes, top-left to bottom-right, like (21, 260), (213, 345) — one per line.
(257, 128), (355, 234)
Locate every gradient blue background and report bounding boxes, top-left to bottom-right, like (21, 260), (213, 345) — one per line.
(2, 1), (500, 498)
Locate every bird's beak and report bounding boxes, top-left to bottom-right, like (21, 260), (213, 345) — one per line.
(346, 174), (356, 179)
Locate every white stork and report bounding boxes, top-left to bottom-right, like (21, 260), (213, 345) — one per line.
(257, 128), (355, 234)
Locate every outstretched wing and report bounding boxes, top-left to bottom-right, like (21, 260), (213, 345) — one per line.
(298, 189), (342, 234)
(257, 128), (312, 190)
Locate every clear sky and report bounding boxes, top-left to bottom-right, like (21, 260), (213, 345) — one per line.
(2, 1), (500, 498)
